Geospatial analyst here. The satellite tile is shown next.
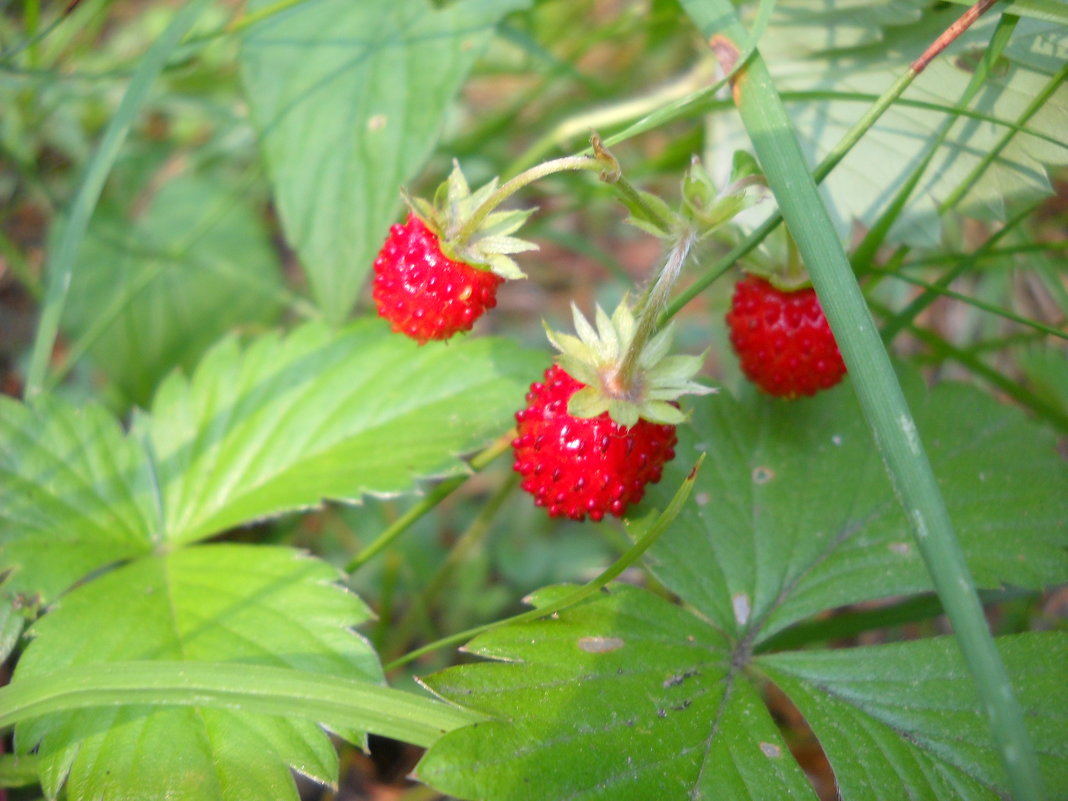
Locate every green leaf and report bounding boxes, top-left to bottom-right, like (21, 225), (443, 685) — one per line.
(417, 585), (1068, 801)
(12, 545), (381, 801)
(418, 584), (818, 801)
(1, 322), (543, 600)
(60, 169), (285, 407)
(0, 396), (155, 602)
(759, 633), (1068, 799)
(238, 0), (530, 324)
(707, 2), (1068, 246)
(640, 375), (1068, 643)
(144, 320), (545, 544)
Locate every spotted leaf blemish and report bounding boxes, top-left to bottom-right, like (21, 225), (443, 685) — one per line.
(577, 636), (625, 653)
(732, 593), (751, 625)
(752, 466), (774, 484)
(760, 742), (783, 758)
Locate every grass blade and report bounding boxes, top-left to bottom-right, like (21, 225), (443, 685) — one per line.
(680, 3), (1044, 800)
(23, 0), (213, 399)
(0, 661), (481, 749)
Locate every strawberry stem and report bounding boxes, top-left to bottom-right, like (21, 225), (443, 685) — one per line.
(615, 226), (697, 393)
(452, 151), (612, 246)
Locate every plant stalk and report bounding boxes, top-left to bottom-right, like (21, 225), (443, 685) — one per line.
(616, 227), (697, 392)
(345, 429), (515, 573)
(452, 151), (611, 246)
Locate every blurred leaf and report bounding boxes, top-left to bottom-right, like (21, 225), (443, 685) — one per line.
(12, 545), (381, 801)
(0, 396), (155, 602)
(418, 583), (818, 801)
(706, 2), (1068, 246)
(419, 584), (1068, 800)
(60, 168), (285, 407)
(238, 0), (531, 324)
(640, 374), (1068, 643)
(760, 633), (1068, 799)
(1017, 344), (1068, 420)
(143, 319), (546, 544)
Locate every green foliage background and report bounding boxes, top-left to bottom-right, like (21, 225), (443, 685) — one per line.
(0, 1), (1065, 800)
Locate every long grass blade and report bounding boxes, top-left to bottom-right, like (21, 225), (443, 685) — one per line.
(23, 0), (213, 399)
(680, 3), (1044, 800)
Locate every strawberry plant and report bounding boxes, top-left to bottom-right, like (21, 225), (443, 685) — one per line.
(1, 2), (1066, 801)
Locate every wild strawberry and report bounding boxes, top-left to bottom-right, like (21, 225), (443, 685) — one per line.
(513, 365), (678, 521)
(373, 214), (504, 343)
(514, 301), (713, 521)
(726, 275), (846, 399)
(373, 163), (535, 344)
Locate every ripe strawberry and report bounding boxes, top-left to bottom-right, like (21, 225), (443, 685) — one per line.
(373, 163), (535, 344)
(726, 275), (846, 399)
(514, 301), (713, 521)
(373, 214), (503, 344)
(513, 365), (678, 521)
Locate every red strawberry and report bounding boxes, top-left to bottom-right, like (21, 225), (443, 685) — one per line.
(373, 214), (504, 344)
(374, 163), (536, 344)
(512, 300), (712, 522)
(726, 275), (846, 398)
(512, 365), (677, 522)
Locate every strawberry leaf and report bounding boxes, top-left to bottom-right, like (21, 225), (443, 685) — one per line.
(144, 320), (544, 545)
(418, 584), (818, 801)
(238, 0), (530, 324)
(759, 634), (1068, 798)
(0, 396), (155, 602)
(12, 545), (381, 801)
(642, 374), (1068, 642)
(418, 585), (1068, 800)
(0, 321), (544, 600)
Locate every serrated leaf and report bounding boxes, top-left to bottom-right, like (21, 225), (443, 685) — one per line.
(143, 320), (545, 544)
(238, 0), (529, 323)
(0, 396), (155, 602)
(13, 545), (382, 801)
(416, 585), (1067, 801)
(1, 322), (544, 599)
(60, 169), (284, 407)
(707, 2), (1068, 246)
(760, 634), (1068, 800)
(640, 374), (1068, 642)
(418, 584), (817, 801)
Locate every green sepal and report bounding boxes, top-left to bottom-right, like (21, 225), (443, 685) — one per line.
(567, 386), (611, 419)
(737, 224), (812, 292)
(545, 299), (715, 428)
(619, 188), (681, 239)
(638, 400), (688, 425)
(683, 152), (770, 237)
(409, 161), (538, 281)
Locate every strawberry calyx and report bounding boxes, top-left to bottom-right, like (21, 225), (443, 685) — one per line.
(405, 162), (538, 281)
(544, 299), (715, 429)
(735, 223), (812, 292)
